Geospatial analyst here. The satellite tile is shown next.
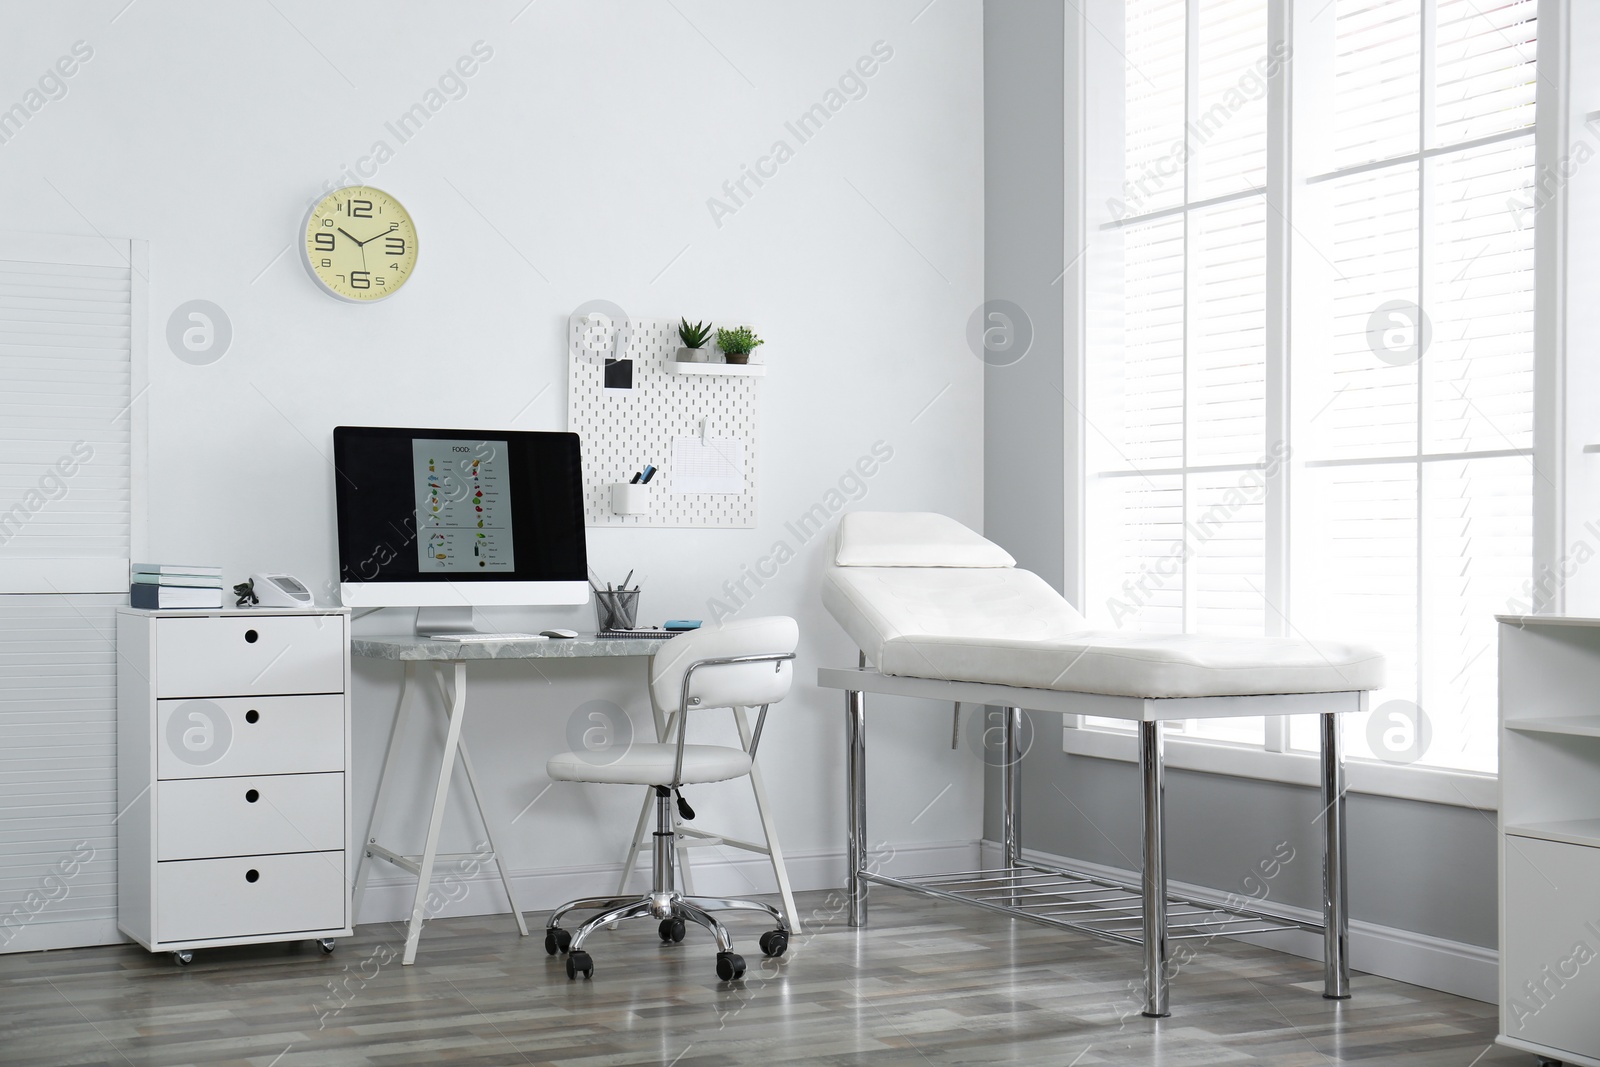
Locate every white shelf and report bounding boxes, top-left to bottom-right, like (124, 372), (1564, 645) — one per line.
(1496, 614), (1600, 627)
(1507, 716), (1600, 738)
(662, 361), (767, 377)
(1505, 818), (1600, 849)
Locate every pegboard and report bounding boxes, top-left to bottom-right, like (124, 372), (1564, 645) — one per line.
(568, 316), (760, 528)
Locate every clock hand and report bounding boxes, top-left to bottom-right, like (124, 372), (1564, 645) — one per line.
(337, 227), (363, 245)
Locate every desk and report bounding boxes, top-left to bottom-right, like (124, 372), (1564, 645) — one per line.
(351, 635), (795, 964)
(818, 664), (1358, 1018)
(352, 636), (661, 963)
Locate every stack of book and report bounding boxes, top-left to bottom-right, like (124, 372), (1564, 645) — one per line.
(130, 564), (224, 609)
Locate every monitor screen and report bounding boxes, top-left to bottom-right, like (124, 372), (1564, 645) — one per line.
(333, 426), (588, 605)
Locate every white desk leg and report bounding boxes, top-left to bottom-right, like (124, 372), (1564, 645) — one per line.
(616, 788), (653, 897)
(735, 705), (798, 931)
(353, 661), (417, 925)
(403, 661), (468, 966)
(431, 668), (529, 937)
(673, 718), (697, 899)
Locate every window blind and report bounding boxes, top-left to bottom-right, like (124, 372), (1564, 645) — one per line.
(1086, 0), (1537, 773)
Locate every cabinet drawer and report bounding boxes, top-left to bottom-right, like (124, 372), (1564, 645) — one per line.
(1503, 837), (1600, 1056)
(158, 773), (344, 860)
(157, 694), (344, 779)
(157, 851), (346, 943)
(156, 614), (344, 698)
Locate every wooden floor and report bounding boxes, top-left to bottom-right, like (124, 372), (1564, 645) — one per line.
(3, 888), (1526, 1066)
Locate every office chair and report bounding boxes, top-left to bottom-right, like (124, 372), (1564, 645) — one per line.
(544, 616), (798, 981)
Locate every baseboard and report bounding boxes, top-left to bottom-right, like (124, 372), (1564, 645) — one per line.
(980, 840), (1497, 1003)
(0, 917), (125, 955)
(354, 838), (981, 931)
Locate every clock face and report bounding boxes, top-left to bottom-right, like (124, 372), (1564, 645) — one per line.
(301, 185), (418, 302)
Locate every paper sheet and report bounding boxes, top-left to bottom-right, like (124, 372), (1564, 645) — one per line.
(671, 436), (745, 495)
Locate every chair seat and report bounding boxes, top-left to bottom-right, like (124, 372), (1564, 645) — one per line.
(547, 743), (754, 786)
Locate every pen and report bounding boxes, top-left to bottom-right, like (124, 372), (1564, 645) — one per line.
(622, 569), (634, 590)
(640, 465), (657, 484)
(630, 472), (641, 484)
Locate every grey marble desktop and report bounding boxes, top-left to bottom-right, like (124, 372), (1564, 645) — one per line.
(352, 634), (672, 661)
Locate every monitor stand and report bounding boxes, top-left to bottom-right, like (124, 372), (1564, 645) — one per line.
(415, 606), (477, 637)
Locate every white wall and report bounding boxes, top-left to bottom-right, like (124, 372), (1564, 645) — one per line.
(0, 0), (986, 924)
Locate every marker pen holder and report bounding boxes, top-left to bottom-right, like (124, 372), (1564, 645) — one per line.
(611, 482), (649, 516)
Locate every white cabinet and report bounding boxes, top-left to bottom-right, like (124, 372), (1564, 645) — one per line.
(1498, 616), (1600, 1067)
(117, 607), (352, 963)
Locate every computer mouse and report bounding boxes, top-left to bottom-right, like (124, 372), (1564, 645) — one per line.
(540, 628), (579, 639)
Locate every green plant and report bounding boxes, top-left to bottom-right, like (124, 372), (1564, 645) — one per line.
(678, 318), (713, 349)
(715, 326), (764, 356)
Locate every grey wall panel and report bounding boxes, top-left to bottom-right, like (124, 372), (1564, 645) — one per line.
(984, 0), (1066, 592)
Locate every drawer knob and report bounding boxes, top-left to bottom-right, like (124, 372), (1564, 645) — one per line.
(245, 789), (259, 803)
(245, 709), (259, 724)
(245, 869), (260, 883)
(245, 629), (259, 643)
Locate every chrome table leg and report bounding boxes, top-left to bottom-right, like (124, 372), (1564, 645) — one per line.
(1140, 721), (1169, 1018)
(1321, 711), (1350, 999)
(846, 686), (868, 928)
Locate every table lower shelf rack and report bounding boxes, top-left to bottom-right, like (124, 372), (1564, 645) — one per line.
(863, 863), (1316, 946)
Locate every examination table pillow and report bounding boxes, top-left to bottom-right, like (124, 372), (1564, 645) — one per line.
(833, 511), (1016, 568)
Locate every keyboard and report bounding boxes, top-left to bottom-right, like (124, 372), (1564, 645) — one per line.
(599, 629), (677, 640)
(431, 632), (549, 643)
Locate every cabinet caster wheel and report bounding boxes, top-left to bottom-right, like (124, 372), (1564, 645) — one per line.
(1535, 1059), (1563, 1067)
(716, 950), (746, 981)
(566, 950), (593, 980)
(316, 939), (336, 954)
(172, 950), (193, 966)
(758, 930), (788, 958)
(659, 917), (686, 943)
(544, 928), (571, 955)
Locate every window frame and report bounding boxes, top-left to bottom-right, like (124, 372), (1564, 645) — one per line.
(1066, 0), (1557, 809)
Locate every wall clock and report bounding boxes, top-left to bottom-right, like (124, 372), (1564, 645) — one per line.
(301, 185), (418, 302)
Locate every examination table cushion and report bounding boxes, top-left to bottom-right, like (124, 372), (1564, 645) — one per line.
(823, 557), (1384, 700)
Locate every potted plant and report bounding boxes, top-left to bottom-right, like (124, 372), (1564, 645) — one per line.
(715, 325), (763, 365)
(675, 318), (713, 362)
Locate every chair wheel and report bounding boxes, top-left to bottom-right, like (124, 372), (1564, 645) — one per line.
(758, 930), (788, 958)
(316, 939), (336, 954)
(716, 950), (745, 981)
(544, 927), (572, 955)
(566, 950), (593, 980)
(171, 950), (193, 966)
(659, 917), (686, 943)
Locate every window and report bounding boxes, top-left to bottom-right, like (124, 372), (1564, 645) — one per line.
(1080, 0), (1537, 782)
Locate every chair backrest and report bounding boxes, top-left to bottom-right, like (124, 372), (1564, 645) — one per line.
(649, 616), (798, 714)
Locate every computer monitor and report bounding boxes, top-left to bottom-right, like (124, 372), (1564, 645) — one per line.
(332, 426), (589, 633)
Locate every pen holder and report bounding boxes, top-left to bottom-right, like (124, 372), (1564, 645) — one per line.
(610, 482), (649, 516)
(595, 588), (640, 632)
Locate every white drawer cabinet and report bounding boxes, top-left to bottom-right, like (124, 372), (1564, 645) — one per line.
(118, 607), (352, 964)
